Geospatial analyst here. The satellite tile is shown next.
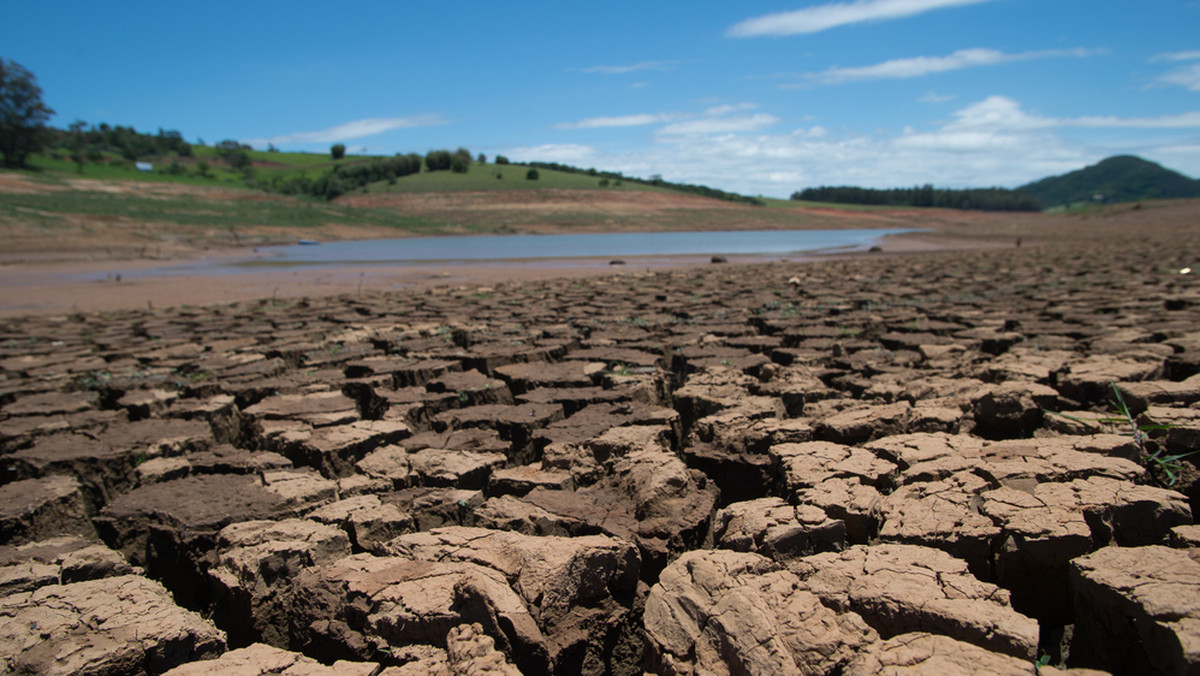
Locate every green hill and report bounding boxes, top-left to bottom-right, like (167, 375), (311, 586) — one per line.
(1017, 155), (1200, 209)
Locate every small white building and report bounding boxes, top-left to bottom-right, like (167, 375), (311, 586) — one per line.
(136, 162), (153, 173)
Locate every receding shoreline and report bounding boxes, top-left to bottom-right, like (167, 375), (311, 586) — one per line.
(0, 226), (977, 317)
(0, 197), (1194, 317)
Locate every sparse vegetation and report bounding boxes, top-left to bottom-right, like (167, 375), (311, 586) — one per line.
(1047, 383), (1197, 487)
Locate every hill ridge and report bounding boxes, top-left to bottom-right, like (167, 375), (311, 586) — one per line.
(1017, 155), (1200, 208)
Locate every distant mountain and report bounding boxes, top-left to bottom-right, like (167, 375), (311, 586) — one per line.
(1017, 155), (1200, 209)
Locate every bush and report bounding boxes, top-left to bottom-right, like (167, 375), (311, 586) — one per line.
(495, 155), (509, 165)
(331, 143), (346, 160)
(526, 168), (539, 180)
(451, 156), (469, 173)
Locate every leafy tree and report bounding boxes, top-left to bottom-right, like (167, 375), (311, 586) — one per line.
(495, 155), (509, 165)
(331, 143), (346, 160)
(451, 155), (469, 173)
(477, 153), (487, 164)
(425, 150), (452, 171)
(0, 58), (55, 168)
(194, 160), (212, 178)
(526, 168), (539, 180)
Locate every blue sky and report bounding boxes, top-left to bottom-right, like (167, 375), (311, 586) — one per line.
(8, 0), (1200, 197)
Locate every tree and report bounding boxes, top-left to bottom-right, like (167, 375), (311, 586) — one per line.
(526, 168), (539, 181)
(0, 58), (55, 168)
(331, 143), (346, 160)
(425, 150), (452, 171)
(68, 119), (87, 174)
(495, 155), (509, 165)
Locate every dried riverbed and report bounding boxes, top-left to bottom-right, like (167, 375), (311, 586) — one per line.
(1, 204), (1199, 674)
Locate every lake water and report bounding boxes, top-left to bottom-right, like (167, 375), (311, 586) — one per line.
(122, 228), (913, 278)
(248, 228), (910, 266)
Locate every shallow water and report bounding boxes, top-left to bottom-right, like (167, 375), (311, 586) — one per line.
(125, 228), (913, 277)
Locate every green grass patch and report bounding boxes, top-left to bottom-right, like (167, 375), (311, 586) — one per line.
(1, 182), (450, 234)
(362, 162), (661, 194)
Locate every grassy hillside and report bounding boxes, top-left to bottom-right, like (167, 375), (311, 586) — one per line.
(1017, 155), (1200, 209)
(355, 161), (659, 194)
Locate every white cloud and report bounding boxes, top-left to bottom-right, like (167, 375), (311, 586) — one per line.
(579, 61), (674, 74)
(657, 114), (780, 136)
(1151, 50), (1200, 62)
(505, 143), (599, 164)
(919, 90), (956, 103)
(1158, 63), (1200, 91)
(555, 113), (678, 130)
(245, 115), (446, 147)
(505, 97), (1200, 197)
(804, 47), (1098, 85)
(728, 0), (996, 37)
(704, 102), (758, 116)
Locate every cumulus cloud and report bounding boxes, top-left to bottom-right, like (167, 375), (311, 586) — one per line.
(245, 115), (446, 147)
(727, 0), (996, 37)
(555, 113), (678, 130)
(803, 47), (1098, 85)
(507, 97), (1200, 197)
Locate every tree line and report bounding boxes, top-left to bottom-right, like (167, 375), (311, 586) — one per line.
(517, 161), (766, 206)
(791, 185), (1042, 212)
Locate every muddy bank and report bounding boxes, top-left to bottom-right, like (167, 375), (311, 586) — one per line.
(1, 203), (1199, 674)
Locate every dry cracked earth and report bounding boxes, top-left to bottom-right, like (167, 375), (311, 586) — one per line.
(1, 226), (1199, 675)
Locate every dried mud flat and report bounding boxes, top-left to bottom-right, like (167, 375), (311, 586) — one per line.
(1, 208), (1200, 675)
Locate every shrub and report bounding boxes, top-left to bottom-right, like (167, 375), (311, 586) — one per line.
(526, 168), (539, 180)
(331, 143), (346, 160)
(495, 155), (510, 165)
